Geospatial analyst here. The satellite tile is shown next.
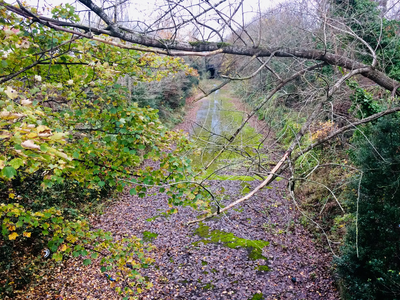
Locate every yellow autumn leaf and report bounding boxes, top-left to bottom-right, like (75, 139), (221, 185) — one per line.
(5, 86), (18, 99)
(60, 244), (67, 251)
(26, 132), (38, 139)
(48, 132), (64, 142)
(9, 193), (15, 199)
(34, 110), (45, 116)
(23, 231), (31, 238)
(7, 224), (16, 231)
(0, 110), (11, 118)
(0, 111), (24, 120)
(55, 150), (71, 161)
(66, 234), (78, 243)
(11, 208), (21, 216)
(0, 132), (11, 139)
(10, 113), (25, 119)
(46, 149), (71, 162)
(36, 125), (49, 132)
(9, 232), (18, 240)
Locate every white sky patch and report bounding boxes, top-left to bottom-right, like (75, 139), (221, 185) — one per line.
(22, 0), (283, 21)
(17, 0), (286, 40)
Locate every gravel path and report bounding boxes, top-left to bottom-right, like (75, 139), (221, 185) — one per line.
(106, 180), (338, 300)
(21, 89), (339, 300)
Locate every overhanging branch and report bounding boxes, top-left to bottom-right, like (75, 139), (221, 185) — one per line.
(2, 0), (399, 95)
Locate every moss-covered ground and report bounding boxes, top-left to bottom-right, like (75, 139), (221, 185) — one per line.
(142, 231), (159, 242)
(191, 85), (269, 179)
(193, 222), (269, 262)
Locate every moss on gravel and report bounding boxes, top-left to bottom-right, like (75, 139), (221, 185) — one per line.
(203, 282), (215, 290)
(249, 292), (264, 300)
(193, 222), (269, 261)
(142, 231), (159, 242)
(256, 265), (270, 272)
(191, 87), (266, 177)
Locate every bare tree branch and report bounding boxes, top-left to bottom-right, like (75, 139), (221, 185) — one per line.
(3, 1), (400, 95)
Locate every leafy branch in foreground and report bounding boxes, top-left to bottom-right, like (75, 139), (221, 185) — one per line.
(0, 3), (202, 298)
(0, 203), (154, 297)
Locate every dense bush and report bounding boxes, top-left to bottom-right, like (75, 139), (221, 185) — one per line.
(336, 115), (400, 299)
(131, 71), (199, 121)
(334, 0), (400, 80)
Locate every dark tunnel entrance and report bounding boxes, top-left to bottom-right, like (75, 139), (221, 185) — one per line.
(207, 65), (216, 79)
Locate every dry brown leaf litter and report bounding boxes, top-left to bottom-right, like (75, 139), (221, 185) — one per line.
(19, 94), (339, 300)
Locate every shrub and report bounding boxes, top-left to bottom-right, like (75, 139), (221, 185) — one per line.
(336, 115), (400, 299)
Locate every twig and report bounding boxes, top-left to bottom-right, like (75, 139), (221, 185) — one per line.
(356, 172), (363, 258)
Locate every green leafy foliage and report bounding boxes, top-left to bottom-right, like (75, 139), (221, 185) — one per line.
(0, 3), (201, 298)
(193, 222), (269, 261)
(336, 115), (400, 299)
(334, 0), (400, 81)
(348, 81), (382, 118)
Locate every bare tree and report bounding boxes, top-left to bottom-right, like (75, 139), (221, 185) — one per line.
(3, 0), (400, 226)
